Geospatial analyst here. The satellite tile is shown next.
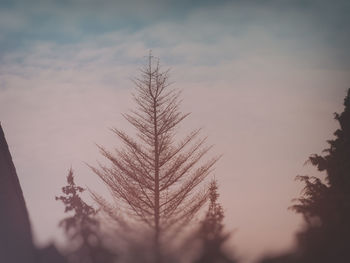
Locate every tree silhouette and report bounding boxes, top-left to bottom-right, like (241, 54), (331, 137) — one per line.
(90, 53), (219, 263)
(290, 89), (350, 262)
(194, 180), (236, 263)
(56, 168), (116, 263)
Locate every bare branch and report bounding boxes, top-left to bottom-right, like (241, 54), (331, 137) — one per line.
(89, 55), (219, 260)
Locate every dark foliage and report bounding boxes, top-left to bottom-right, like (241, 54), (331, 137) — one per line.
(288, 89), (350, 262)
(56, 168), (116, 263)
(39, 244), (68, 263)
(259, 254), (299, 263)
(194, 180), (236, 263)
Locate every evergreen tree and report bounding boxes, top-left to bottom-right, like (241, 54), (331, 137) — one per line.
(56, 168), (116, 263)
(291, 89), (350, 262)
(194, 180), (236, 263)
(90, 53), (219, 263)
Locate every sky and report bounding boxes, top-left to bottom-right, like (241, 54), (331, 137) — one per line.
(0, 0), (350, 262)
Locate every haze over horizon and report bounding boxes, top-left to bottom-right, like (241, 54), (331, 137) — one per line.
(1, 1), (350, 262)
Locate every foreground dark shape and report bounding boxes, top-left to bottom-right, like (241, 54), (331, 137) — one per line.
(0, 123), (67, 263)
(0, 123), (37, 262)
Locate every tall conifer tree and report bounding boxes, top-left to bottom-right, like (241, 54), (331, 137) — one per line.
(90, 54), (219, 262)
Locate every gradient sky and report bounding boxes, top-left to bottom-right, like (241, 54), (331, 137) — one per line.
(1, 1), (350, 262)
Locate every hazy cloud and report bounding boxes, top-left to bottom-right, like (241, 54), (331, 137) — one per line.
(1, 1), (349, 263)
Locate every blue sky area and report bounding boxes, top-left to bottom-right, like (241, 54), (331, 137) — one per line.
(1, 1), (350, 263)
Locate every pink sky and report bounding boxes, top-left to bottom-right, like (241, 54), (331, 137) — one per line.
(1, 1), (350, 262)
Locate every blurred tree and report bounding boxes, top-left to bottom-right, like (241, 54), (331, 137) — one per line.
(194, 180), (236, 263)
(90, 53), (219, 263)
(258, 254), (298, 263)
(56, 168), (116, 263)
(290, 89), (350, 262)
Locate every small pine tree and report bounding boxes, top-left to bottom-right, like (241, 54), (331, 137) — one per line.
(56, 168), (116, 263)
(291, 89), (350, 262)
(194, 180), (235, 263)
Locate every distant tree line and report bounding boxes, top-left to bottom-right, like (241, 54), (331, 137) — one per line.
(56, 54), (350, 263)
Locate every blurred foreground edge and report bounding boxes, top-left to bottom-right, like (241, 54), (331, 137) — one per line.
(0, 123), (67, 263)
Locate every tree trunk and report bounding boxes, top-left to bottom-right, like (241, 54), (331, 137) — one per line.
(153, 71), (161, 263)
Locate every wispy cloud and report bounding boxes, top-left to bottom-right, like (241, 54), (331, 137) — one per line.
(1, 1), (349, 262)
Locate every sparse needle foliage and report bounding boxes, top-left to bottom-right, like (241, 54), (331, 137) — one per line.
(89, 54), (219, 262)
